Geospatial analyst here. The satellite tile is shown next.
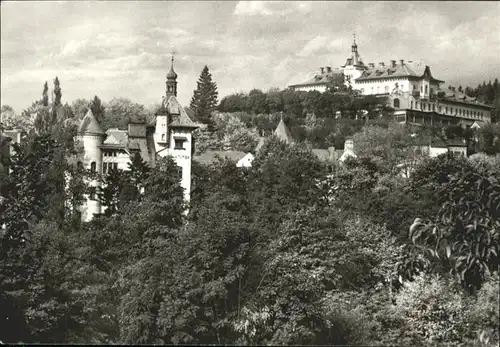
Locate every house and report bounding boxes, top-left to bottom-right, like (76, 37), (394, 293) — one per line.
(289, 34), (493, 126)
(75, 56), (198, 221)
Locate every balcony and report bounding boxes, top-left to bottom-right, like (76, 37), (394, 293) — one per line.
(412, 91), (420, 98)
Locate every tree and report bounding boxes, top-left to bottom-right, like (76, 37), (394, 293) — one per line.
(102, 98), (148, 130)
(408, 168), (499, 292)
(351, 122), (418, 171)
(190, 65), (218, 124)
(246, 89), (268, 114)
(90, 96), (105, 125)
(53, 77), (61, 106)
(71, 98), (91, 120)
(42, 81), (49, 106)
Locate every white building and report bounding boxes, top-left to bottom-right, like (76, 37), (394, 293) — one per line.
(75, 57), (198, 222)
(289, 36), (493, 126)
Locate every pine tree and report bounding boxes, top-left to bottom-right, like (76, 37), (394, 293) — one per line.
(42, 81), (49, 106)
(190, 65), (218, 124)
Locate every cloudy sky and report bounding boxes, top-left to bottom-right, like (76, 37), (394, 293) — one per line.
(2, 1), (499, 113)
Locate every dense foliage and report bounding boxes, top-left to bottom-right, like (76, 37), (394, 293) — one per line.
(1, 77), (499, 345)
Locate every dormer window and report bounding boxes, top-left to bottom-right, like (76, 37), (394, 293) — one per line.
(174, 137), (186, 150)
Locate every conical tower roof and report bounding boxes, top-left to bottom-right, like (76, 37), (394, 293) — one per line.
(274, 115), (294, 144)
(78, 109), (105, 135)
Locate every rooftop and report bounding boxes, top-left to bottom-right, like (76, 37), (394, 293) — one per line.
(274, 117), (294, 144)
(78, 109), (105, 135)
(356, 61), (444, 83)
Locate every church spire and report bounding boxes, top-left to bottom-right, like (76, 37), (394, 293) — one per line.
(351, 31), (358, 53)
(166, 53), (178, 98)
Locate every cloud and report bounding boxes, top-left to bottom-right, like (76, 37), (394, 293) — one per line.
(1, 1), (499, 113)
(234, 1), (312, 16)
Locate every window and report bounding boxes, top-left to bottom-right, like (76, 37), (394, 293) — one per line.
(89, 187), (96, 200)
(425, 85), (428, 94)
(415, 102), (419, 109)
(77, 161), (84, 171)
(446, 107), (448, 113)
(423, 103), (426, 111)
(113, 163), (118, 171)
(371, 87), (374, 94)
(438, 106), (442, 113)
(393, 98), (400, 108)
(103, 162), (107, 174)
(376, 86), (380, 94)
(161, 133), (166, 141)
(174, 138), (186, 150)
(385, 86), (389, 93)
(90, 161), (96, 173)
(410, 101), (414, 109)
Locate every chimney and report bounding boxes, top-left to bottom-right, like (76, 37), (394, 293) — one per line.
(326, 66), (332, 73)
(320, 67), (325, 74)
(379, 62), (385, 68)
(368, 63), (375, 68)
(390, 60), (396, 68)
(400, 59), (404, 65)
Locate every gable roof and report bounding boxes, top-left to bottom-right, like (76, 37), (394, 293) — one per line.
(104, 128), (128, 146)
(439, 88), (492, 109)
(356, 61), (443, 83)
(78, 109), (105, 135)
(164, 96), (199, 129)
(289, 70), (343, 88)
(274, 117), (294, 144)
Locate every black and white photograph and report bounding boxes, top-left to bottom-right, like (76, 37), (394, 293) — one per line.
(1, 1), (499, 345)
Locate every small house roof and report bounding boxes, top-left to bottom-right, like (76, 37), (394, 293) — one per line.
(274, 117), (294, 144)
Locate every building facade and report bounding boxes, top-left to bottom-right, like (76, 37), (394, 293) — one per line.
(289, 36), (493, 126)
(75, 57), (198, 221)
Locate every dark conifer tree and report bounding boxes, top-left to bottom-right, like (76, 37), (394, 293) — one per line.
(190, 65), (218, 124)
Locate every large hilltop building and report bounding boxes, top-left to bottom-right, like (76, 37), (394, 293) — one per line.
(289, 35), (493, 127)
(76, 57), (198, 221)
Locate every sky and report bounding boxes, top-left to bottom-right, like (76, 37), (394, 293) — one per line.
(1, 1), (500, 113)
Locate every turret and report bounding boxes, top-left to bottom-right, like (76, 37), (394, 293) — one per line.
(75, 108), (106, 221)
(166, 55), (178, 99)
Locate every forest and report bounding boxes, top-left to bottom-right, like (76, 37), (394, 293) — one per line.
(0, 75), (499, 345)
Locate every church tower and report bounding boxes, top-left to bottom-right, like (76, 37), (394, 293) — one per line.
(154, 57), (198, 204)
(341, 32), (367, 87)
(166, 55), (178, 98)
